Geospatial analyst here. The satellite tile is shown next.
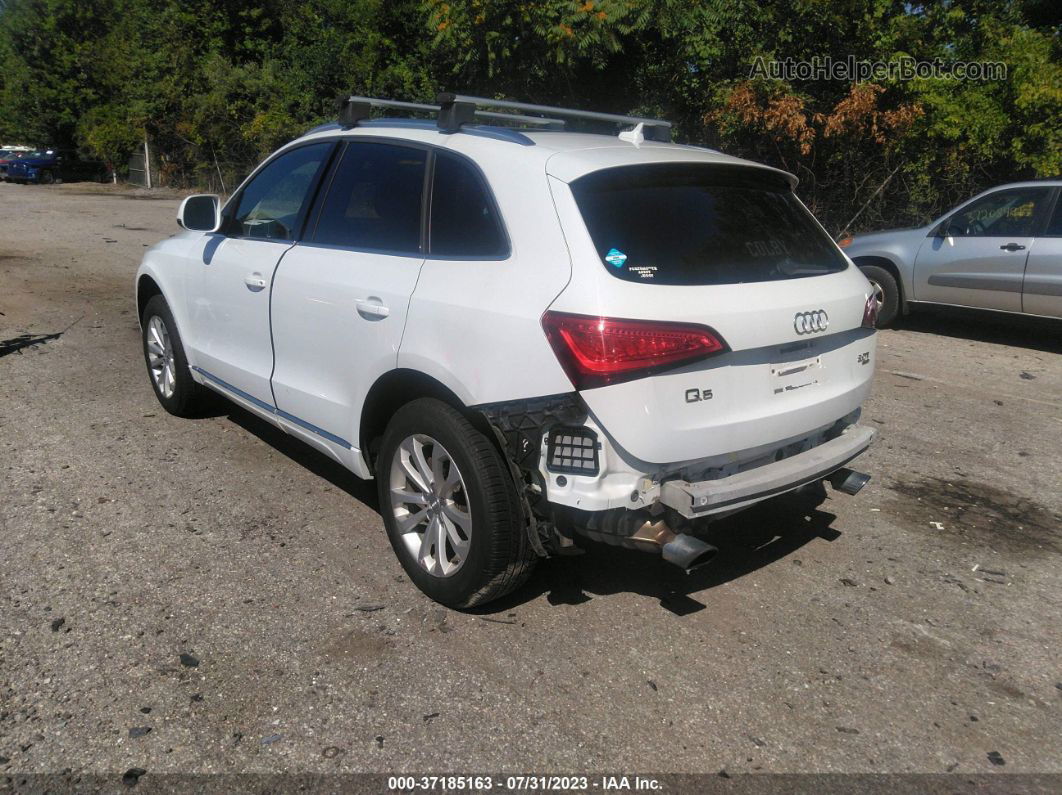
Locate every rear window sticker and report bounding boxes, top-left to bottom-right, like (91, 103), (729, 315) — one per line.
(604, 248), (628, 268)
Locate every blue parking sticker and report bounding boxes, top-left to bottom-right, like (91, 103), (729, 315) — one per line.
(604, 248), (628, 268)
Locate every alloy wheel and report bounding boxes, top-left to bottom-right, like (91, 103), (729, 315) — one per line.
(389, 434), (472, 578)
(146, 315), (176, 398)
(868, 279), (886, 316)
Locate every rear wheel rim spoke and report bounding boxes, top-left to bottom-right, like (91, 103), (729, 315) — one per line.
(389, 434), (472, 579)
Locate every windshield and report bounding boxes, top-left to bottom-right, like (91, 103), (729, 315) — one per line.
(571, 164), (848, 286)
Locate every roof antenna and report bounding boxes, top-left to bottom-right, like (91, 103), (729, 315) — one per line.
(618, 123), (645, 147)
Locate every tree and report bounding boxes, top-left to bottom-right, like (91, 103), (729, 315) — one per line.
(0, 0), (1056, 230)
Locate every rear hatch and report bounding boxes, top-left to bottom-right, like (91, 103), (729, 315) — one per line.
(545, 160), (876, 465)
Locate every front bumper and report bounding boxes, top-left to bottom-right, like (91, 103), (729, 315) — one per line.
(659, 425), (875, 518)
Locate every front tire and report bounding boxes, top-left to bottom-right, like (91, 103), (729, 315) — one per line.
(39, 170), (54, 185)
(141, 295), (209, 417)
(858, 263), (900, 327)
(377, 398), (536, 608)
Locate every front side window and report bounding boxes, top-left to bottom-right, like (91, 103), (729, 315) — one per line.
(229, 142), (332, 240)
(946, 188), (1051, 238)
(311, 142), (426, 253)
(429, 152), (507, 257)
(571, 164), (847, 286)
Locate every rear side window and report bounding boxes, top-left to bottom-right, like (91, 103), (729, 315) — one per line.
(571, 164), (847, 285)
(429, 152), (507, 257)
(312, 142), (427, 253)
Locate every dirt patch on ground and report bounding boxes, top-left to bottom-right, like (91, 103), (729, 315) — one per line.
(887, 476), (1062, 555)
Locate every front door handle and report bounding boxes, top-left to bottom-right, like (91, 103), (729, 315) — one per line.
(244, 273), (268, 290)
(355, 297), (390, 319)
(1000, 243), (1026, 252)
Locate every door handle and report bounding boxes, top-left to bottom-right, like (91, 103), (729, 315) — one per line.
(1000, 243), (1026, 252)
(355, 298), (390, 318)
(243, 273), (268, 290)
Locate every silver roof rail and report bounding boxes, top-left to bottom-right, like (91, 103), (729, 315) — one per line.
(339, 96), (564, 130)
(436, 93), (672, 141)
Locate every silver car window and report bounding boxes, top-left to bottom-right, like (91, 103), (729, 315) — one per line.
(946, 188), (1051, 237)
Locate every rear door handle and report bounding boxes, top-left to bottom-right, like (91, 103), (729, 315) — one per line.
(244, 273), (268, 290)
(1000, 243), (1026, 252)
(355, 298), (390, 319)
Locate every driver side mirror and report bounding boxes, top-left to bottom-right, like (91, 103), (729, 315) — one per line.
(934, 219), (951, 238)
(177, 194), (222, 232)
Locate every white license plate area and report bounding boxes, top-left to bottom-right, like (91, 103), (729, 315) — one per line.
(771, 356), (822, 395)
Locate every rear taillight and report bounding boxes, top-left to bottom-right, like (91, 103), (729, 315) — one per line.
(862, 293), (880, 329)
(541, 311), (727, 389)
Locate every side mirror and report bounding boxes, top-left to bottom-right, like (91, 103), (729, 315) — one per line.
(933, 220), (949, 238)
(177, 194), (221, 232)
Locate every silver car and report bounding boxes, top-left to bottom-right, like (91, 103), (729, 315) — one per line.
(842, 180), (1061, 326)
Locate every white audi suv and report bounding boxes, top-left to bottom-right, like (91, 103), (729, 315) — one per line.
(136, 94), (879, 607)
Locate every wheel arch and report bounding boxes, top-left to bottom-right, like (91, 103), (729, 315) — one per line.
(852, 255), (908, 314)
(136, 273), (164, 326)
(359, 369), (494, 476)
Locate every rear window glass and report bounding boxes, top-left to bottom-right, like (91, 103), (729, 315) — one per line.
(571, 164), (847, 285)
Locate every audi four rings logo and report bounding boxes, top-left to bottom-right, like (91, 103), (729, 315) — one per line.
(794, 310), (829, 335)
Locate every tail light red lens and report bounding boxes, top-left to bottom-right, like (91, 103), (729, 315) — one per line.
(541, 311), (728, 389)
(862, 293), (880, 329)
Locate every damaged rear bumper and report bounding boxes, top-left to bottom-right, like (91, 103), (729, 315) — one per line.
(659, 425), (875, 518)
(480, 395), (875, 517)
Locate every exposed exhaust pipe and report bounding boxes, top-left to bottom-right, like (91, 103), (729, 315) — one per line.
(662, 533), (718, 572)
(630, 519), (718, 573)
(829, 467), (871, 496)
(569, 511), (718, 572)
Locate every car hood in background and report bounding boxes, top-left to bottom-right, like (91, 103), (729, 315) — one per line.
(847, 225), (929, 251)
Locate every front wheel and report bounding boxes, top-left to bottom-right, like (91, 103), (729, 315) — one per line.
(858, 263), (900, 327)
(141, 295), (209, 417)
(39, 170), (54, 185)
(377, 398), (536, 608)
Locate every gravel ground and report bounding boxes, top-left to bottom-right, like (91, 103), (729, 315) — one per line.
(1, 182), (1060, 779)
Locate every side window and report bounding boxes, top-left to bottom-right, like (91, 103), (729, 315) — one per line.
(946, 188), (1050, 238)
(228, 142), (332, 240)
(1043, 194), (1062, 237)
(429, 152), (507, 257)
(311, 142), (426, 253)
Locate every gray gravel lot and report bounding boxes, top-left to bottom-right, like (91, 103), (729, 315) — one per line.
(1, 182), (1060, 778)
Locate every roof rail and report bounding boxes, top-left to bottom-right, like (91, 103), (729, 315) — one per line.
(334, 94), (672, 142)
(436, 93), (672, 141)
(338, 96), (564, 130)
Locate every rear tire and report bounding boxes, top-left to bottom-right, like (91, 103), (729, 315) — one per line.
(858, 263), (900, 327)
(39, 170), (54, 185)
(377, 398), (536, 608)
(141, 295), (209, 417)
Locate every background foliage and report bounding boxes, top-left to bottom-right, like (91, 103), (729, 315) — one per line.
(0, 0), (1058, 233)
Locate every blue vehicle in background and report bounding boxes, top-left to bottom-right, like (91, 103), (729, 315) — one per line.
(5, 148), (109, 184)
